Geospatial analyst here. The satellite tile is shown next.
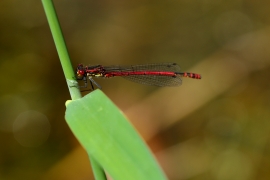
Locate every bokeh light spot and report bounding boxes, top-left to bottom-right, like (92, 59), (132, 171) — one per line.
(13, 110), (51, 147)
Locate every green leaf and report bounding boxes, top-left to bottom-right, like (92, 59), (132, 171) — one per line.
(65, 90), (167, 180)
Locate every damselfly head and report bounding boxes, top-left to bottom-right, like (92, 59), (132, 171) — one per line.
(76, 64), (85, 78)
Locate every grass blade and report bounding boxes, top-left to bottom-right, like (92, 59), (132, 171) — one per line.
(65, 89), (167, 180)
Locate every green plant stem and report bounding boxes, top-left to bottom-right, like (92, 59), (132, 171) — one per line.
(41, 0), (106, 179)
(90, 156), (107, 179)
(41, 0), (81, 100)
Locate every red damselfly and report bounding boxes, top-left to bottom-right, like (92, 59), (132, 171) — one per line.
(76, 63), (201, 90)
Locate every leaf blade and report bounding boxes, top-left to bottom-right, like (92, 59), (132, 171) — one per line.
(65, 90), (167, 180)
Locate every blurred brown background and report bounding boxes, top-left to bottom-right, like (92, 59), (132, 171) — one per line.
(1, 0), (270, 179)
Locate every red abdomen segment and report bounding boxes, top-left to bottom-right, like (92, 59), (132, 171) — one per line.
(104, 71), (201, 79)
(177, 72), (201, 79)
(104, 71), (176, 77)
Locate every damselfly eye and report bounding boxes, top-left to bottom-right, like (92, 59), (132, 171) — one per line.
(77, 70), (85, 76)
